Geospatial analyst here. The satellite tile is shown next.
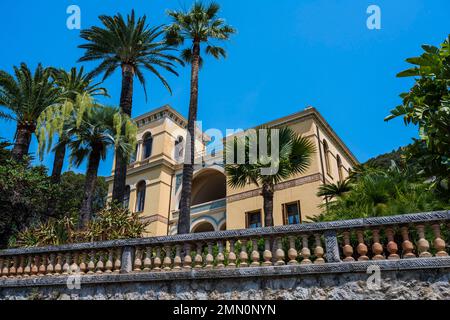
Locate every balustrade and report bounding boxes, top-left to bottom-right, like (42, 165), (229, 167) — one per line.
(0, 211), (448, 280)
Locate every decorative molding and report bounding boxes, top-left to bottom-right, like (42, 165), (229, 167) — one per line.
(140, 215), (169, 225)
(227, 173), (322, 203)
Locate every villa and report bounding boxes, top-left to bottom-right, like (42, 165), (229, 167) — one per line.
(106, 105), (358, 236)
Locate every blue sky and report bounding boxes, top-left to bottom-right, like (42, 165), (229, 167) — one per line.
(0, 0), (449, 177)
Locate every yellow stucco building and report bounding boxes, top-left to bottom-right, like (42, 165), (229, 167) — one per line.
(106, 105), (358, 236)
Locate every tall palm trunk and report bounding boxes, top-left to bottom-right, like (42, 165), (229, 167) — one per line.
(178, 41), (200, 235)
(12, 123), (35, 162)
(262, 182), (275, 227)
(47, 139), (67, 220)
(51, 141), (66, 184)
(79, 146), (101, 230)
(112, 64), (134, 204)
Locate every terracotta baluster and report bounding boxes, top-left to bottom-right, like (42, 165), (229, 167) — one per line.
(173, 245), (182, 270)
(153, 247), (162, 271)
(183, 244), (192, 270)
(9, 256), (17, 278)
(228, 240), (237, 268)
(371, 229), (385, 260)
(342, 231), (355, 262)
(163, 245), (172, 271)
(23, 256), (31, 277)
(263, 238), (273, 266)
(62, 253), (70, 275)
(71, 253), (80, 274)
(216, 241), (225, 268)
(287, 236), (298, 265)
(356, 230), (369, 261)
(1, 258), (9, 278)
(143, 247), (152, 271)
(251, 239), (261, 267)
(114, 249), (122, 273)
(96, 251), (105, 274)
(401, 227), (416, 258)
(134, 247), (143, 272)
(38, 254), (47, 276)
(55, 254), (63, 275)
(16, 256), (24, 278)
(301, 235), (312, 264)
(87, 251), (95, 274)
(314, 234), (325, 264)
(194, 243), (203, 269)
(416, 225), (432, 258)
(47, 254), (55, 275)
(204, 242), (214, 269)
(432, 224), (448, 257)
(0, 258), (4, 278)
(386, 228), (400, 260)
(275, 237), (286, 266)
(105, 250), (113, 273)
(79, 252), (87, 274)
(31, 256), (40, 276)
(239, 240), (249, 267)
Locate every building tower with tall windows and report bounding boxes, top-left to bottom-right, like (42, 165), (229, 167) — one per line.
(106, 105), (358, 236)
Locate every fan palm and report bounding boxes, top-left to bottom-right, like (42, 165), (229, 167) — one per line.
(65, 105), (137, 229)
(225, 127), (315, 227)
(317, 179), (352, 201)
(78, 10), (182, 204)
(165, 2), (236, 234)
(39, 67), (108, 183)
(0, 63), (59, 161)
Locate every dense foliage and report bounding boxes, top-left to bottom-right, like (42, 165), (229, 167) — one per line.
(386, 35), (450, 192)
(312, 35), (450, 222)
(9, 205), (150, 248)
(0, 140), (108, 248)
(311, 161), (449, 222)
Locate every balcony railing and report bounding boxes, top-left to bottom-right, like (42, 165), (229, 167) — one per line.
(172, 199), (227, 220)
(0, 211), (448, 279)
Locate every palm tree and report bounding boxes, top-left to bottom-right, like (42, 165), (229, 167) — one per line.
(37, 67), (108, 183)
(165, 2), (236, 234)
(317, 179), (352, 201)
(226, 127), (315, 227)
(78, 10), (182, 204)
(65, 104), (136, 229)
(0, 63), (59, 161)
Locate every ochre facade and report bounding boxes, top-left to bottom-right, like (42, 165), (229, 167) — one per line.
(106, 105), (358, 236)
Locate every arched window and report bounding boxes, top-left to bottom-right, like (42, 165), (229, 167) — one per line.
(123, 185), (131, 209)
(143, 133), (153, 159)
(135, 181), (146, 212)
(337, 155), (344, 182)
(174, 136), (184, 162)
(323, 139), (331, 175)
(129, 145), (138, 164)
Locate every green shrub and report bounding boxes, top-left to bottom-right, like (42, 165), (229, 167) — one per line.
(9, 205), (150, 248)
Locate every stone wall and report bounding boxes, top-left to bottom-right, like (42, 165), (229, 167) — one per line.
(1, 259), (449, 300)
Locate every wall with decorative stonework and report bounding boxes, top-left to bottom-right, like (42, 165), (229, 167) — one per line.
(1, 264), (449, 300)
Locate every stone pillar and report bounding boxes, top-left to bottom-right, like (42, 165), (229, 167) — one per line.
(324, 230), (341, 263)
(120, 246), (134, 274)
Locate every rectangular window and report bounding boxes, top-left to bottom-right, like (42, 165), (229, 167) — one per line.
(246, 210), (262, 229)
(283, 201), (302, 225)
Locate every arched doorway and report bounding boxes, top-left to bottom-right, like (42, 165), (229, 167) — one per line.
(192, 221), (215, 233)
(191, 169), (226, 206)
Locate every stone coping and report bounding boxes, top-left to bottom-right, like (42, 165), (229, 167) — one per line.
(1, 257), (449, 288)
(1, 211), (448, 257)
